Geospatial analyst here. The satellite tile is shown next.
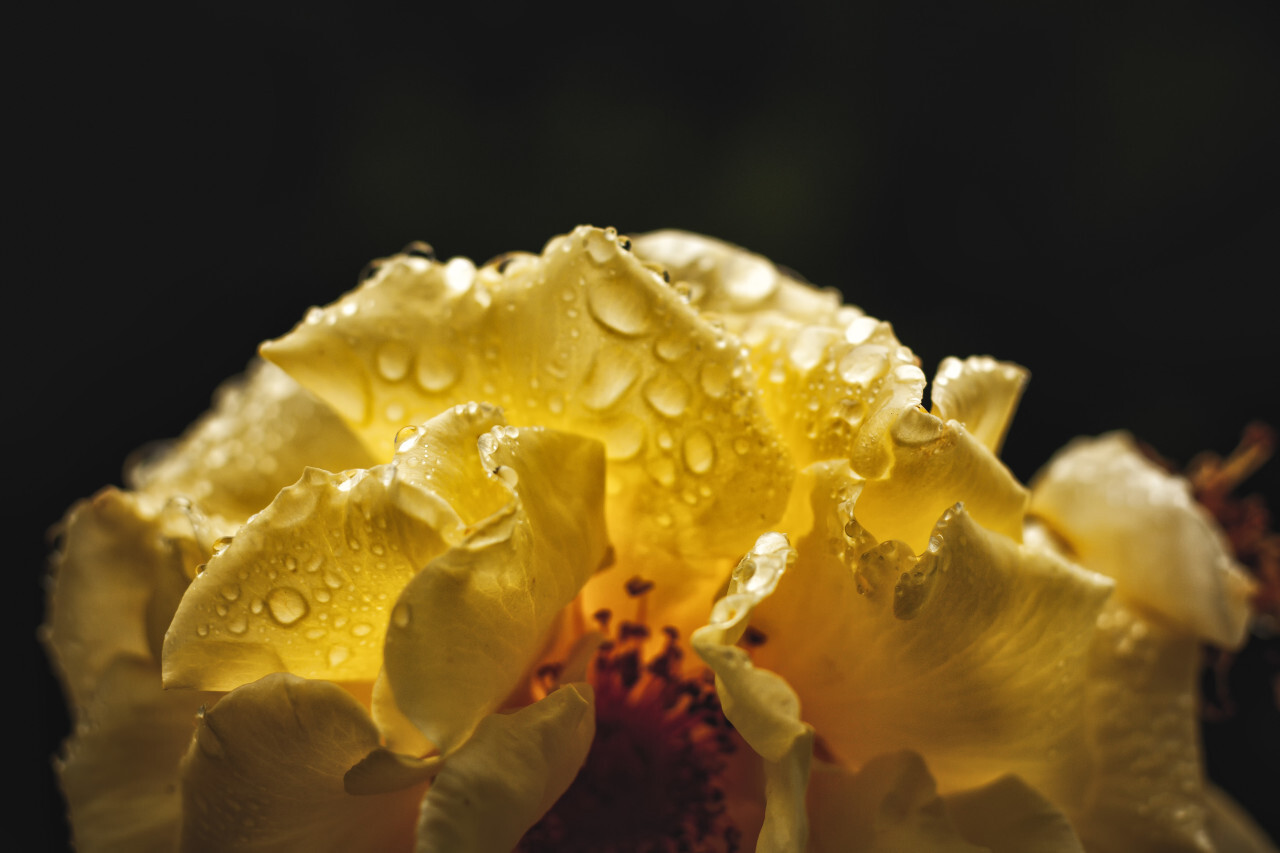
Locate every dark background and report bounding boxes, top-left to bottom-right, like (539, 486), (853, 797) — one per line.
(19, 1), (1278, 848)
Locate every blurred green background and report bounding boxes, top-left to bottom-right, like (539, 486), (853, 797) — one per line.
(21, 1), (1278, 848)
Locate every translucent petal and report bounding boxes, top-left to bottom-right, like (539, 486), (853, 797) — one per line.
(632, 229), (923, 475)
(129, 359), (375, 524)
(414, 684), (595, 853)
(1029, 432), (1256, 648)
(384, 423), (608, 751)
(751, 462), (1113, 807)
(44, 487), (216, 712)
(1203, 785), (1280, 853)
(178, 673), (426, 852)
(162, 403), (513, 691)
(261, 226), (793, 565)
(57, 655), (215, 853)
(930, 355), (1029, 456)
(808, 751), (986, 853)
(943, 774), (1085, 853)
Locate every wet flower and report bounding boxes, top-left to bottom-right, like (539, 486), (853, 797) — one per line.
(44, 226), (1275, 852)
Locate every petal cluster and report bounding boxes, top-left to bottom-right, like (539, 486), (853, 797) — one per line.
(43, 226), (1271, 853)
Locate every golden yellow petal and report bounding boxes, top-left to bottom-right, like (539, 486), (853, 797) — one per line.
(632, 229), (923, 476)
(57, 655), (215, 853)
(1073, 599), (1215, 853)
(943, 774), (1085, 853)
(162, 403), (514, 691)
(44, 487), (211, 712)
(260, 226), (793, 566)
(1029, 432), (1256, 648)
(929, 355), (1029, 456)
(178, 673), (425, 853)
(854, 406), (1028, 552)
(370, 669), (435, 758)
(807, 751), (986, 853)
(129, 359), (375, 524)
(414, 684), (596, 853)
(751, 462), (1112, 808)
(383, 423), (608, 751)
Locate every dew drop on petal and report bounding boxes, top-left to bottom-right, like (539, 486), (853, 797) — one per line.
(266, 587), (309, 627)
(415, 346), (461, 393)
(328, 645), (350, 667)
(643, 371), (691, 418)
(391, 602), (412, 628)
(587, 280), (652, 336)
(698, 361), (731, 399)
(682, 429), (716, 475)
(580, 348), (641, 411)
(376, 341), (413, 382)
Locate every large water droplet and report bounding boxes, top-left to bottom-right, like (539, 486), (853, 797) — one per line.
(415, 346), (461, 393)
(351, 623), (373, 637)
(643, 371), (691, 418)
(266, 587), (309, 627)
(724, 255), (776, 306)
(579, 347), (641, 411)
(600, 416), (646, 460)
(654, 329), (691, 362)
(699, 361), (731, 399)
(789, 327), (833, 372)
(220, 583), (241, 602)
(587, 280), (651, 336)
(682, 429), (716, 475)
(328, 645), (350, 667)
(376, 341), (413, 382)
(442, 257), (476, 294)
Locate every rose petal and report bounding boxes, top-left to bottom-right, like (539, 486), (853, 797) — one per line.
(1029, 431), (1256, 648)
(752, 462), (1113, 807)
(57, 655), (214, 853)
(261, 226), (793, 567)
(178, 673), (426, 852)
(807, 751), (986, 852)
(162, 404), (518, 691)
(943, 774), (1085, 853)
(414, 684), (595, 853)
(129, 359), (375, 523)
(930, 355), (1029, 456)
(384, 423), (608, 751)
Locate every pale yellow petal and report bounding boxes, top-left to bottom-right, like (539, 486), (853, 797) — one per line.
(44, 487), (211, 712)
(178, 673), (425, 853)
(1029, 431), (1256, 648)
(807, 751), (986, 853)
(371, 669), (435, 758)
(260, 226), (794, 568)
(162, 403), (516, 691)
(853, 406), (1028, 552)
(414, 684), (596, 853)
(57, 655), (215, 853)
(129, 359), (375, 523)
(929, 355), (1029, 456)
(943, 774), (1085, 853)
(384, 423), (608, 751)
(1073, 599), (1215, 853)
(751, 462), (1112, 807)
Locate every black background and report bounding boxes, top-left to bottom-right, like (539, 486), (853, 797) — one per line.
(18, 1), (1279, 848)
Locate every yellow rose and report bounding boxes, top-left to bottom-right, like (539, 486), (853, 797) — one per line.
(44, 226), (1274, 852)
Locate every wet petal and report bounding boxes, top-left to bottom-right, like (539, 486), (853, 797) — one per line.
(261, 226), (793, 566)
(1029, 432), (1256, 648)
(178, 673), (426, 852)
(752, 462), (1112, 807)
(943, 774), (1085, 853)
(930, 355), (1029, 456)
(57, 655), (214, 853)
(129, 359), (375, 523)
(384, 423), (608, 751)
(162, 404), (511, 691)
(415, 684), (595, 853)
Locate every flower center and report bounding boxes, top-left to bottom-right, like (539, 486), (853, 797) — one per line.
(516, 605), (741, 852)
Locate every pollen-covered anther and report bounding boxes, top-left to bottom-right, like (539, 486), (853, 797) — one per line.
(519, 601), (741, 852)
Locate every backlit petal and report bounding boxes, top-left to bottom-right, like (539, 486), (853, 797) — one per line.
(943, 774), (1085, 853)
(261, 226), (794, 568)
(1029, 432), (1256, 648)
(930, 355), (1029, 456)
(383, 423), (608, 751)
(414, 684), (595, 853)
(161, 404), (512, 690)
(751, 462), (1112, 807)
(178, 673), (425, 853)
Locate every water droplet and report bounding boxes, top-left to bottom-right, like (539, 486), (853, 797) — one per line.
(227, 615), (248, 635)
(250, 598), (264, 615)
(547, 394), (565, 415)
(733, 436), (751, 455)
(211, 536), (234, 557)
(328, 645), (350, 667)
(682, 429), (716, 475)
(266, 587), (309, 627)
(442, 257), (476, 294)
(219, 583), (241, 602)
(284, 555), (298, 572)
(788, 327), (832, 371)
(392, 602), (412, 628)
(579, 346), (641, 411)
(600, 416), (646, 461)
(305, 627), (328, 641)
(699, 361), (731, 399)
(351, 623), (373, 637)
(838, 345), (889, 386)
(315, 589), (332, 603)
(587, 280), (652, 336)
(322, 570), (344, 590)
(724, 256), (776, 306)
(415, 346), (461, 393)
(584, 229), (616, 264)
(376, 341), (413, 382)
(844, 315), (879, 345)
(643, 371), (691, 418)
(654, 329), (692, 362)
(196, 623), (210, 637)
